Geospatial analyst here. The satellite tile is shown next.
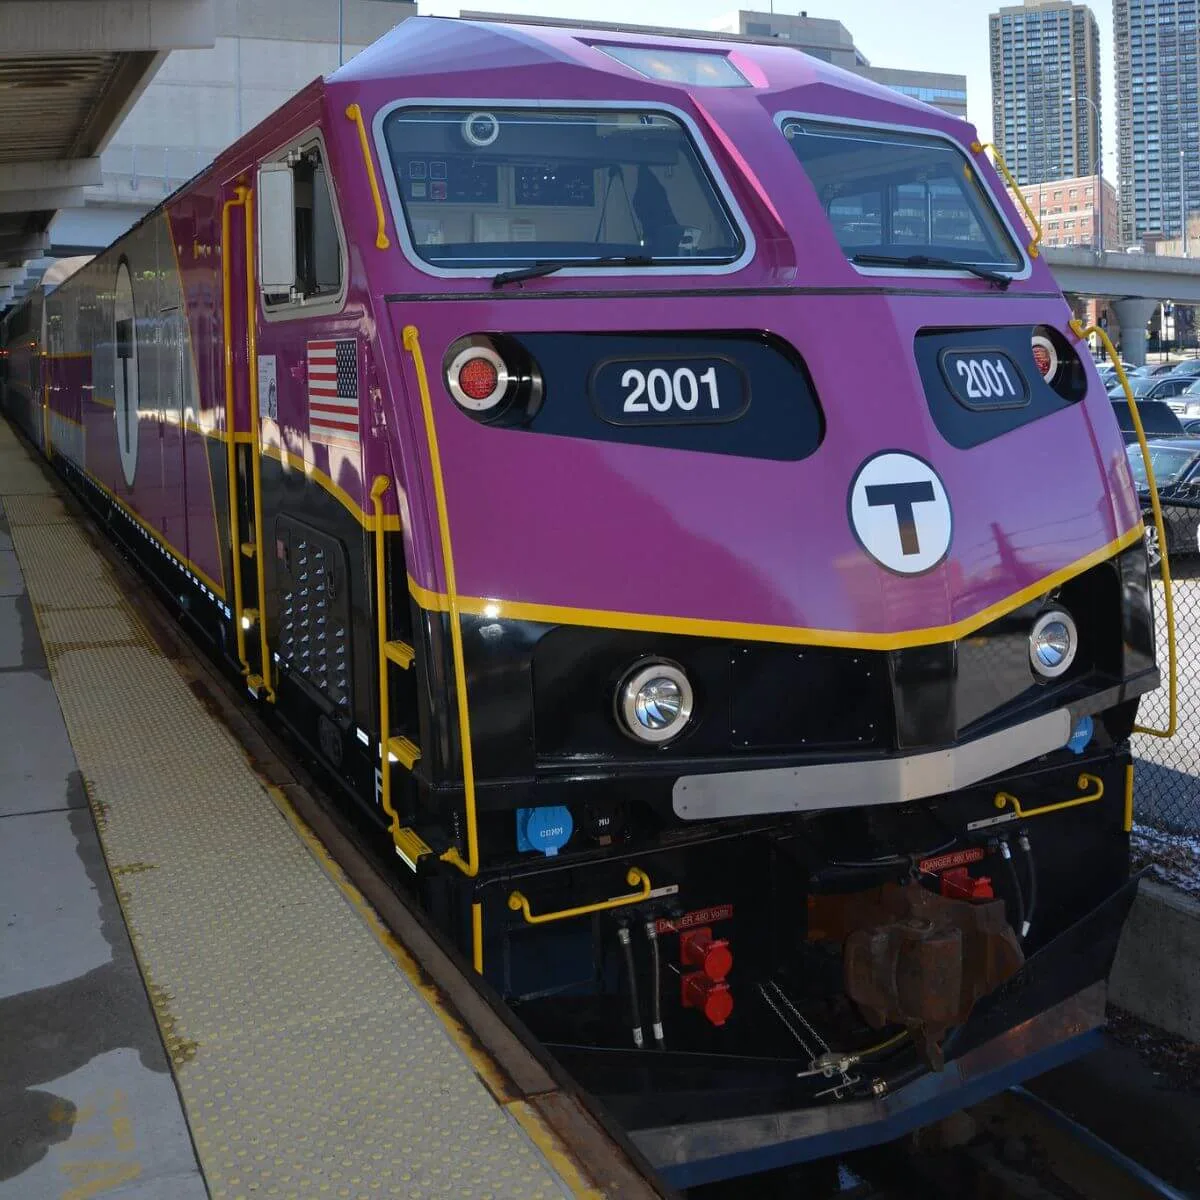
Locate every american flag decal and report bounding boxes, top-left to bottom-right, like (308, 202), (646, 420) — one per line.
(307, 338), (359, 443)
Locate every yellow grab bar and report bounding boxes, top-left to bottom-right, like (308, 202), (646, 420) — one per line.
(242, 187), (274, 701)
(371, 475), (404, 845)
(403, 325), (480, 878)
(994, 772), (1104, 822)
(972, 140), (1042, 258)
(1071, 318), (1177, 738)
(345, 103), (391, 250)
(507, 868), (653, 926)
(221, 188), (251, 678)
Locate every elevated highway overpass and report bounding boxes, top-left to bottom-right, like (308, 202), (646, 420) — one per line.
(1043, 246), (1200, 365)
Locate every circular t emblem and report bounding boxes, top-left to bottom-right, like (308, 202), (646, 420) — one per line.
(848, 451), (952, 575)
(113, 258), (139, 487)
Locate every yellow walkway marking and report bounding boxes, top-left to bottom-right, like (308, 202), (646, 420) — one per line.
(0, 421), (588, 1199)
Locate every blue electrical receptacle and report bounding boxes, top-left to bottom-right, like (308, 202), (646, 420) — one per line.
(1066, 714), (1094, 754)
(516, 806), (574, 857)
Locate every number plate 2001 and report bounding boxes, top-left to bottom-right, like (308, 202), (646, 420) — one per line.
(938, 349), (1028, 410)
(589, 357), (749, 426)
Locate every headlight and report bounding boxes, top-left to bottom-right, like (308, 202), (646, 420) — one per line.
(616, 660), (694, 744)
(1029, 608), (1078, 679)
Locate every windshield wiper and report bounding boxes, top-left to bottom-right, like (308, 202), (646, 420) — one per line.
(492, 255), (654, 289)
(852, 253), (1013, 289)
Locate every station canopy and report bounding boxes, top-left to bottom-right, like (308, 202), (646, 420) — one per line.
(0, 0), (214, 307)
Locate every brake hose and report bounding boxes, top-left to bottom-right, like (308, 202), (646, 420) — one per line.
(617, 925), (644, 1049)
(644, 920), (665, 1049)
(1017, 832), (1037, 939)
(1000, 839), (1028, 940)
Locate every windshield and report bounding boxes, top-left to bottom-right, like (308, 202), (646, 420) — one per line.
(779, 119), (1023, 272)
(380, 107), (744, 270)
(1127, 444), (1198, 488)
(1112, 401), (1184, 436)
(1109, 376), (1160, 397)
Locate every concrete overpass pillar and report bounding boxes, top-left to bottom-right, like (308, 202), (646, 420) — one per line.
(1112, 298), (1159, 366)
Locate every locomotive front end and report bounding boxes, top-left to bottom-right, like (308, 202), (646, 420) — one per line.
(347, 19), (1160, 1186)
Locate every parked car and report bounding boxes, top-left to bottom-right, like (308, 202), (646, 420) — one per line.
(1107, 375), (1195, 401)
(1110, 399), (1186, 444)
(1126, 437), (1200, 565)
(1166, 358), (1200, 379)
(1166, 377), (1200, 420)
(1129, 362), (1178, 379)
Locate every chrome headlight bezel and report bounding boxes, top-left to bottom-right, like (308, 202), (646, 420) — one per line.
(1029, 608), (1079, 679)
(616, 660), (695, 745)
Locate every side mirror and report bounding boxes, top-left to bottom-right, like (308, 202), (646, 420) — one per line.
(256, 162), (296, 294)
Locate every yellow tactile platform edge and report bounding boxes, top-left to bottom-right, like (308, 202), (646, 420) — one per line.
(0, 422), (596, 1200)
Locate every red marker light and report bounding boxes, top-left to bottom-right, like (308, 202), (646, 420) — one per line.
(1032, 331), (1058, 381)
(457, 355), (499, 402)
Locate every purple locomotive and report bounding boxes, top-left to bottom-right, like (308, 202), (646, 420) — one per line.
(1, 16), (1159, 1188)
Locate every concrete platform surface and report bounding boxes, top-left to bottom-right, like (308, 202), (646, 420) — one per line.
(0, 495), (207, 1200)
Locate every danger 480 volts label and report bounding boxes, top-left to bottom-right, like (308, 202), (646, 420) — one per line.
(655, 904), (733, 934)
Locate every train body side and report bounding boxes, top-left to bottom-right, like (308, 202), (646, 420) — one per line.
(0, 15), (1165, 1187)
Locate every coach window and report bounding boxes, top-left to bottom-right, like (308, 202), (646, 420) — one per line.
(263, 142), (345, 313)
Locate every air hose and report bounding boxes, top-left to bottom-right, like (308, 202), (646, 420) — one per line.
(617, 924), (644, 1049)
(644, 919), (665, 1049)
(1017, 831), (1038, 939)
(1000, 839), (1028, 940)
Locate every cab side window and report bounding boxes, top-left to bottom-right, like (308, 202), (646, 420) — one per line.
(264, 144), (343, 308)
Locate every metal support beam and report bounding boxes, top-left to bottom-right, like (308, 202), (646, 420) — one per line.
(0, 159), (101, 192)
(0, 188), (85, 215)
(0, 1), (214, 54)
(0, 233), (49, 255)
(1112, 298), (1160, 367)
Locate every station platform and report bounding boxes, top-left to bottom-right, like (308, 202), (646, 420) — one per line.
(0, 417), (634, 1199)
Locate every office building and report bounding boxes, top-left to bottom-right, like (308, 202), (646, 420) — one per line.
(1114, 0), (1200, 245)
(711, 10), (968, 117)
(1017, 173), (1119, 248)
(989, 0), (1101, 185)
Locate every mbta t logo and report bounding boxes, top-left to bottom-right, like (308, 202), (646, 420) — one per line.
(848, 452), (953, 575)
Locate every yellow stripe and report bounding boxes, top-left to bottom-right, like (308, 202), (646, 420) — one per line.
(407, 524), (1142, 650)
(87, 472), (227, 600)
(404, 324), (480, 879)
(1124, 762), (1135, 833)
(260, 442), (402, 531)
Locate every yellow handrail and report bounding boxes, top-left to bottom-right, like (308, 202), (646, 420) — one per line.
(345, 103), (391, 251)
(471, 901), (483, 973)
(972, 140), (1042, 258)
(507, 868), (653, 926)
(993, 773), (1104, 822)
(371, 475), (404, 845)
(1071, 318), (1177, 738)
(243, 188), (274, 701)
(221, 188), (251, 678)
(403, 325), (480, 878)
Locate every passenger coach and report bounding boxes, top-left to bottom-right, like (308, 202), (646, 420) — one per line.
(0, 16), (1165, 1187)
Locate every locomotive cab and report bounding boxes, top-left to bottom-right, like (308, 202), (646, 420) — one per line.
(9, 15), (1161, 1188)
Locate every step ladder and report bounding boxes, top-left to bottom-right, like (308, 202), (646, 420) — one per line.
(370, 475), (433, 871)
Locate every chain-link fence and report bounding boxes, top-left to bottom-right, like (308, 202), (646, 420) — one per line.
(1134, 548), (1200, 834)
(1131, 529), (1200, 898)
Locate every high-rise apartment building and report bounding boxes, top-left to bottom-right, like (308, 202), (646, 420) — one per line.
(989, 0), (1101, 185)
(1114, 0), (1200, 244)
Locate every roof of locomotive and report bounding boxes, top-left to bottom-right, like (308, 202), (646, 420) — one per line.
(331, 15), (974, 137)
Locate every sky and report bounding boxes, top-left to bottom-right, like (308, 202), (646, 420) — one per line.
(420, 0), (1120, 183)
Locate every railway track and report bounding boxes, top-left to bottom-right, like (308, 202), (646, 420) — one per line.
(57, 445), (1192, 1200)
(690, 1086), (1193, 1199)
